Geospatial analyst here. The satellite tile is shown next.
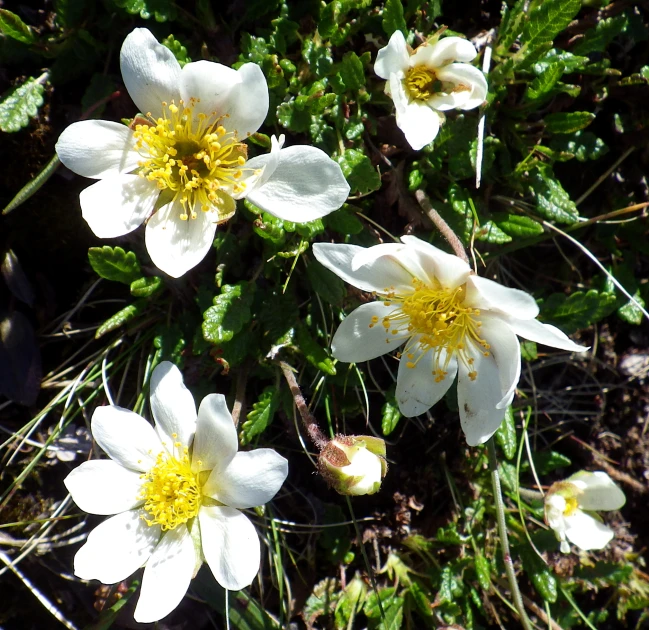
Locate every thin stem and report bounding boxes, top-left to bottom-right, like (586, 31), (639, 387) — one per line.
(415, 189), (469, 263)
(487, 438), (534, 630)
(278, 361), (328, 450)
(230, 364), (249, 427)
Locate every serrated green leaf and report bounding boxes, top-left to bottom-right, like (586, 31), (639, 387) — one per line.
(520, 545), (558, 603)
(475, 220), (512, 244)
(542, 289), (617, 333)
(497, 0), (527, 51)
(88, 246), (141, 285)
(527, 450), (571, 475)
(295, 217), (325, 238)
(474, 553), (492, 591)
(336, 149), (381, 195)
(276, 98), (311, 133)
(381, 387), (401, 436)
(549, 130), (609, 162)
(364, 588), (404, 629)
(533, 49), (589, 74)
(240, 386), (280, 445)
(303, 38), (333, 77)
(0, 77), (44, 133)
(520, 340), (538, 361)
(439, 565), (462, 603)
(382, 0), (407, 37)
(408, 581), (433, 619)
(0, 9), (36, 44)
(95, 301), (145, 339)
(527, 166), (579, 224)
(130, 276), (162, 297)
(618, 290), (645, 326)
(161, 34), (191, 67)
(295, 325), (336, 375)
(339, 51), (365, 91)
(498, 460), (518, 492)
(202, 282), (255, 344)
(324, 206), (364, 234)
(573, 13), (629, 55)
(492, 213), (544, 238)
(521, 0), (581, 52)
(306, 259), (345, 306)
(495, 406), (516, 460)
(525, 62), (564, 101)
(545, 111), (595, 134)
(113, 0), (177, 21)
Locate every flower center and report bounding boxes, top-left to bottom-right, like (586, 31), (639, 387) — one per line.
(133, 100), (254, 221)
(404, 66), (440, 101)
(139, 450), (200, 531)
(371, 280), (490, 382)
(562, 495), (579, 517)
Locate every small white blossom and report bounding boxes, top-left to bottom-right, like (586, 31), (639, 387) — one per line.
(545, 471), (626, 553)
(374, 30), (487, 150)
(64, 361), (288, 623)
(313, 236), (587, 446)
(56, 28), (349, 278)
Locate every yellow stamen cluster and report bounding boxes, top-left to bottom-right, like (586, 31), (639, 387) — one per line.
(562, 495), (579, 517)
(139, 447), (200, 531)
(404, 66), (439, 102)
(132, 99), (252, 221)
(370, 279), (490, 382)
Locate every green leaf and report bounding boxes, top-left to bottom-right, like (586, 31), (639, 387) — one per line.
(520, 0), (581, 52)
(549, 131), (609, 162)
(130, 276), (163, 297)
(497, 0), (527, 51)
(336, 149), (381, 195)
(527, 166), (579, 224)
(324, 206), (364, 235)
(545, 112), (595, 134)
(499, 460), (518, 492)
(85, 581), (140, 630)
(306, 259), (345, 306)
(95, 301), (145, 339)
(0, 9), (36, 44)
(495, 406), (516, 460)
(88, 246), (141, 285)
(524, 551), (558, 603)
(533, 49), (589, 75)
(527, 450), (571, 475)
(525, 61), (564, 101)
(474, 221), (512, 244)
(54, 0), (87, 29)
(113, 0), (178, 21)
(295, 325), (336, 375)
(493, 213), (544, 238)
(161, 34), (191, 67)
(520, 340), (538, 361)
(240, 386), (280, 445)
(541, 289), (617, 334)
(339, 51), (365, 91)
(474, 553), (492, 591)
(573, 13), (630, 55)
(202, 282), (255, 344)
(364, 588), (404, 629)
(381, 387), (401, 436)
(439, 565), (462, 603)
(81, 74), (117, 119)
(618, 290), (645, 326)
(382, 0), (407, 37)
(0, 77), (45, 133)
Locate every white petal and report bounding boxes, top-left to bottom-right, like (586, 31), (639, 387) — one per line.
(199, 506), (260, 590)
(205, 449), (288, 508)
(180, 61), (268, 138)
(457, 348), (506, 446)
(418, 36), (478, 67)
(91, 405), (163, 472)
(244, 145), (349, 222)
(80, 175), (158, 238)
(465, 275), (539, 319)
(331, 302), (406, 363)
(120, 28), (181, 118)
(134, 525), (196, 623)
(56, 121), (140, 179)
(191, 394), (238, 475)
(145, 200), (219, 278)
(399, 235), (471, 289)
(244, 134), (284, 194)
(374, 30), (409, 79)
(435, 64), (488, 111)
(65, 460), (143, 515)
(479, 314), (521, 409)
(312, 243), (414, 294)
(390, 74), (441, 150)
(506, 317), (588, 353)
(74, 510), (160, 584)
(396, 342), (457, 417)
(569, 471), (626, 511)
(563, 510), (615, 551)
(149, 361), (197, 451)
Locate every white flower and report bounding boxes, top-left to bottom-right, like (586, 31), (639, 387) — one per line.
(318, 435), (387, 496)
(55, 28), (350, 278)
(544, 471), (626, 553)
(64, 361), (288, 623)
(374, 30), (488, 150)
(312, 236), (587, 446)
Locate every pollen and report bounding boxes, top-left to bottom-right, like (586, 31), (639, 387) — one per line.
(563, 496), (579, 517)
(404, 66), (440, 102)
(132, 100), (252, 222)
(139, 451), (201, 531)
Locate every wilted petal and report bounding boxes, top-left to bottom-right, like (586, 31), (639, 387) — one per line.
(374, 30), (409, 79)
(199, 506), (261, 590)
(120, 28), (181, 119)
(396, 342), (457, 417)
(65, 460), (143, 515)
(564, 510), (614, 551)
(507, 317), (587, 353)
(80, 175), (158, 238)
(205, 449), (288, 508)
(331, 302), (407, 363)
(134, 525), (196, 623)
(56, 121), (140, 179)
(569, 471), (626, 511)
(465, 275), (540, 320)
(74, 510), (160, 584)
(191, 394), (238, 475)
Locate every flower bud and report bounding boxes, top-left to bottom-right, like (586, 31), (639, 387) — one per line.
(318, 435), (387, 496)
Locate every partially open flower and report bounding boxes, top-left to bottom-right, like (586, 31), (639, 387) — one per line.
(56, 28), (349, 278)
(318, 435), (387, 496)
(64, 361), (288, 623)
(544, 471), (626, 553)
(374, 30), (487, 150)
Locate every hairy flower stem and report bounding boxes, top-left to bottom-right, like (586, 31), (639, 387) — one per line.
(415, 189), (469, 264)
(278, 361), (328, 450)
(487, 438), (533, 630)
